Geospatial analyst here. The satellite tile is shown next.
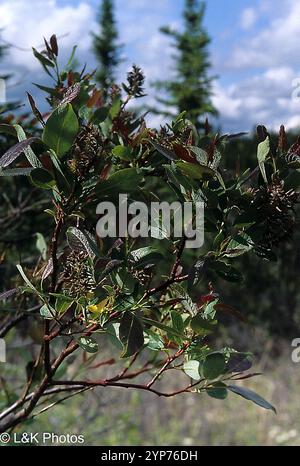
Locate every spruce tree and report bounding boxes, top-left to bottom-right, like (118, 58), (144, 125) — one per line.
(153, 0), (217, 129)
(92, 0), (122, 93)
(0, 32), (9, 114)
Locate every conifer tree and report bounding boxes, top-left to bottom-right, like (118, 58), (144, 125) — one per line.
(153, 0), (217, 129)
(92, 0), (122, 93)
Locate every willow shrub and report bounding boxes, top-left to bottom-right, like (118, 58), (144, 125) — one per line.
(1, 36), (300, 430)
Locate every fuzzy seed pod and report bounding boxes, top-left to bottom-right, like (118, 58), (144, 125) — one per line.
(60, 250), (95, 298)
(253, 178), (298, 248)
(68, 125), (102, 179)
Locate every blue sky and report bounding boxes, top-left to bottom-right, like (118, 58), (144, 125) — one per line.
(1, 0), (300, 132)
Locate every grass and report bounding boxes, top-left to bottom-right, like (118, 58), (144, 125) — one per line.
(8, 336), (300, 446)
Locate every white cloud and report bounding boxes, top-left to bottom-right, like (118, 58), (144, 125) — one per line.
(231, 0), (300, 69)
(1, 0), (300, 133)
(240, 8), (257, 30)
(0, 0), (96, 70)
(213, 66), (300, 132)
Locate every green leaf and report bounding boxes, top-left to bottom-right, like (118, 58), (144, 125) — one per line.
(150, 140), (178, 161)
(119, 312), (144, 358)
(207, 382), (228, 400)
(66, 45), (77, 69)
(42, 103), (79, 157)
(16, 264), (39, 294)
(228, 385), (276, 413)
(211, 261), (243, 283)
(49, 149), (71, 194)
(35, 233), (47, 260)
(203, 299), (219, 319)
(112, 145), (131, 161)
(224, 232), (253, 257)
(183, 360), (201, 380)
(144, 329), (164, 351)
(40, 303), (56, 320)
(55, 296), (74, 314)
(30, 168), (56, 189)
(105, 323), (123, 350)
(33, 83), (61, 96)
(171, 311), (185, 334)
(141, 317), (186, 339)
(92, 107), (109, 124)
(176, 161), (215, 179)
(109, 97), (121, 119)
(131, 246), (164, 267)
(171, 284), (198, 315)
(257, 136), (270, 184)
(14, 125), (42, 168)
(32, 47), (55, 68)
(202, 352), (226, 380)
(78, 336), (99, 354)
(190, 314), (217, 336)
(96, 168), (143, 196)
(190, 146), (208, 165)
(0, 123), (17, 136)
